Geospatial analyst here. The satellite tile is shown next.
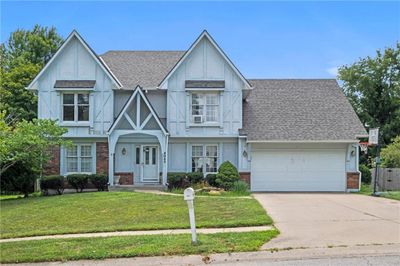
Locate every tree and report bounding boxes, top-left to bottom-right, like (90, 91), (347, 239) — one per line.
(338, 43), (400, 146)
(0, 25), (63, 122)
(381, 136), (400, 168)
(0, 112), (69, 180)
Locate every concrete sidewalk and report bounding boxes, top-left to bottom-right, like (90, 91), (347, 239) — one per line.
(8, 243), (400, 266)
(0, 225), (273, 243)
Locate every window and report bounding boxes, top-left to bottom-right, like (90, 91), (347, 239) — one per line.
(136, 146), (140, 164)
(66, 144), (93, 173)
(191, 93), (219, 124)
(63, 93), (89, 122)
(191, 145), (218, 173)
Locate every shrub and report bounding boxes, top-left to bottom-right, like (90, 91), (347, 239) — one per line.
(231, 180), (250, 195)
(206, 173), (217, 187)
(359, 164), (372, 184)
(186, 172), (204, 184)
(89, 174), (108, 191)
(215, 161), (240, 190)
(381, 136), (400, 168)
(0, 161), (36, 197)
(167, 172), (187, 189)
(41, 175), (64, 195)
(67, 174), (89, 192)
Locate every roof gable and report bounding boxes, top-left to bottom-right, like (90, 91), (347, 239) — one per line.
(109, 86), (167, 134)
(158, 30), (251, 89)
(27, 30), (122, 90)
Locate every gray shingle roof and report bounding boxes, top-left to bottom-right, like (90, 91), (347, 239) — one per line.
(241, 79), (367, 141)
(100, 51), (184, 89)
(54, 80), (96, 88)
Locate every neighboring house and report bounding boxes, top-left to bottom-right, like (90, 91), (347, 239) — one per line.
(27, 30), (367, 192)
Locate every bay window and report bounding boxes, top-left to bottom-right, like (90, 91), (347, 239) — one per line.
(191, 144), (218, 173)
(66, 144), (93, 173)
(63, 93), (89, 122)
(191, 93), (219, 124)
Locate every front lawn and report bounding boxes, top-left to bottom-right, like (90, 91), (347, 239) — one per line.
(0, 230), (278, 263)
(0, 192), (271, 239)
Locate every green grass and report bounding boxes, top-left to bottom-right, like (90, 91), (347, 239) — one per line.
(0, 230), (278, 263)
(0, 192), (271, 239)
(357, 183), (400, 201)
(379, 191), (400, 200)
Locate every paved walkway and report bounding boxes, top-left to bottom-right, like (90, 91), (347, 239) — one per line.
(0, 225), (273, 243)
(9, 243), (400, 265)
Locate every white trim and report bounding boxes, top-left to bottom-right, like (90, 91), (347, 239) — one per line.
(124, 113), (137, 129)
(247, 140), (360, 144)
(108, 89), (139, 133)
(136, 88), (168, 135)
(140, 113), (153, 129)
(27, 30), (122, 90)
(158, 31), (251, 90)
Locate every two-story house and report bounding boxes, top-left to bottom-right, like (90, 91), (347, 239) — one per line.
(27, 30), (367, 192)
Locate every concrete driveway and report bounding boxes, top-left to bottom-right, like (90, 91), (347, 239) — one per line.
(253, 193), (400, 249)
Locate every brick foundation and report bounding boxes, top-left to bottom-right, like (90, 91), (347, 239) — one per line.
(96, 142), (109, 174)
(115, 172), (134, 185)
(347, 172), (360, 189)
(43, 146), (60, 175)
(239, 172), (251, 185)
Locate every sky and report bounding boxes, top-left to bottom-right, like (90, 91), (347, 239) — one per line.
(1, 1), (399, 79)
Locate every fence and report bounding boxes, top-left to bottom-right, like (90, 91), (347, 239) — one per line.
(371, 168), (400, 191)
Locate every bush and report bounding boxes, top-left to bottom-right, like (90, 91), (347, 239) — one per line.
(89, 174), (108, 191)
(41, 175), (64, 195)
(359, 164), (372, 184)
(231, 181), (250, 195)
(67, 174), (89, 192)
(206, 173), (217, 186)
(186, 172), (204, 184)
(167, 172), (187, 189)
(0, 161), (36, 197)
(215, 161), (240, 190)
(381, 136), (400, 168)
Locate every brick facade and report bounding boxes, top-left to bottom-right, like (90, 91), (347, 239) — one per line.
(346, 172), (360, 189)
(115, 172), (134, 185)
(43, 146), (60, 175)
(96, 142), (109, 175)
(239, 172), (251, 185)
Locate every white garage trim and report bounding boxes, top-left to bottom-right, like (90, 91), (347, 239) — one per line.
(251, 148), (347, 192)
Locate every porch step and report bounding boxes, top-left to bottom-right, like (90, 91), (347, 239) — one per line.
(109, 185), (167, 192)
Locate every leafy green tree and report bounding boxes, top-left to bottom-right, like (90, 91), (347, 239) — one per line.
(338, 43), (400, 146)
(0, 112), (69, 180)
(381, 136), (400, 168)
(0, 25), (63, 122)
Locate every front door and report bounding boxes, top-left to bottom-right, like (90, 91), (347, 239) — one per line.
(141, 145), (159, 182)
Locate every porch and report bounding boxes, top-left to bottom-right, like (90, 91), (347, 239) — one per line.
(110, 133), (167, 187)
(107, 86), (169, 188)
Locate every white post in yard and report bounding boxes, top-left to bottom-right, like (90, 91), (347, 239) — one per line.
(184, 187), (197, 244)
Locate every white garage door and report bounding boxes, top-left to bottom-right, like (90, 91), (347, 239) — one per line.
(251, 149), (346, 192)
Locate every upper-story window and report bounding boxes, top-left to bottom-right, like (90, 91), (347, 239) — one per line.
(191, 93), (219, 124)
(62, 93), (89, 122)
